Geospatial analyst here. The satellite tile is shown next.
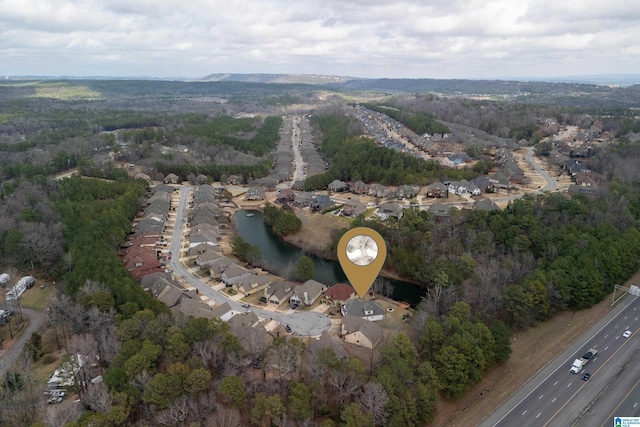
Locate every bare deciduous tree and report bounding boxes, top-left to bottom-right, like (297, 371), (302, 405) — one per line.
(357, 381), (388, 426)
(207, 403), (242, 427)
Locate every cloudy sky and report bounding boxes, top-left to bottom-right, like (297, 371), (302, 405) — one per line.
(2, 0), (639, 80)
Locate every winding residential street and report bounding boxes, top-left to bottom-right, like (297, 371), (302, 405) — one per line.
(0, 307), (45, 377)
(168, 187), (331, 336)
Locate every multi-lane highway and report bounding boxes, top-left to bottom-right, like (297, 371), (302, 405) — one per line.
(481, 295), (640, 427)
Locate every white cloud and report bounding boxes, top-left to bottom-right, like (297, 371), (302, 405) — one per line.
(0, 0), (638, 79)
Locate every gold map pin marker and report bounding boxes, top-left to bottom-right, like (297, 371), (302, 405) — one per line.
(337, 227), (387, 299)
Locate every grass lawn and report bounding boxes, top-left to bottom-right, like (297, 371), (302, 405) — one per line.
(19, 285), (55, 311)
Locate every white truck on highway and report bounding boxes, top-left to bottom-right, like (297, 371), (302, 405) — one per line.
(569, 348), (598, 373)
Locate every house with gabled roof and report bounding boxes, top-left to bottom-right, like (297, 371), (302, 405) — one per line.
(211, 302), (235, 321)
(292, 192), (313, 208)
(290, 279), (327, 306)
(323, 283), (357, 307)
(232, 324), (273, 357)
(471, 176), (491, 193)
(473, 198), (500, 211)
(426, 182), (447, 198)
(164, 173), (180, 184)
(263, 281), (295, 305)
(233, 274), (275, 296)
(341, 315), (383, 349)
(308, 331), (348, 360)
(152, 184), (175, 195)
(196, 250), (226, 269)
(350, 180), (368, 195)
(209, 257), (237, 278)
(228, 311), (260, 329)
(488, 170), (513, 189)
(341, 299), (385, 322)
(157, 283), (184, 308)
(135, 172), (152, 185)
(245, 187), (266, 201)
(226, 175), (243, 185)
(376, 202), (403, 220)
(328, 180), (348, 192)
(396, 185), (418, 199)
(310, 195), (334, 212)
(276, 188), (295, 204)
(221, 264), (256, 286)
(171, 298), (215, 319)
(193, 174), (209, 186)
(428, 202), (452, 218)
(367, 183), (388, 198)
(568, 184), (598, 197)
(341, 199), (367, 217)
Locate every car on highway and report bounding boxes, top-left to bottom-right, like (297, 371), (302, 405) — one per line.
(582, 372), (591, 381)
(623, 330), (632, 338)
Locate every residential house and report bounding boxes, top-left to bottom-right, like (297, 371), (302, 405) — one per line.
(328, 180), (348, 192)
(226, 175), (243, 185)
(134, 172), (152, 185)
(471, 176), (492, 193)
(187, 243), (220, 258)
(290, 280), (327, 306)
(341, 315), (383, 349)
(263, 281), (295, 305)
(233, 274), (275, 296)
(323, 283), (357, 307)
(341, 299), (385, 322)
(568, 184), (598, 197)
(574, 171), (601, 186)
(221, 264), (256, 287)
(211, 302), (235, 321)
(350, 180), (368, 195)
(231, 324), (273, 357)
(193, 174), (209, 186)
(376, 202), (404, 220)
(367, 184), (388, 198)
(164, 173), (180, 184)
(276, 188), (295, 204)
(473, 198), (500, 211)
(196, 250), (226, 269)
(292, 192), (313, 208)
(310, 195), (334, 212)
(157, 284), (185, 308)
(171, 297), (214, 319)
(488, 171), (513, 189)
(228, 311), (260, 329)
(341, 200), (366, 217)
(395, 185), (418, 199)
(426, 182), (447, 198)
(245, 187), (266, 201)
(428, 202), (452, 219)
(308, 331), (348, 359)
(209, 257), (237, 278)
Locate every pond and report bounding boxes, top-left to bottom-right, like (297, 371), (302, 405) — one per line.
(233, 210), (425, 306)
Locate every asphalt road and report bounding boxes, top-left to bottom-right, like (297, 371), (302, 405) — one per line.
(168, 187), (331, 337)
(480, 295), (640, 427)
(525, 146), (558, 193)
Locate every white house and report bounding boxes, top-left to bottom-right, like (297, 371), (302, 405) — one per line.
(341, 299), (385, 322)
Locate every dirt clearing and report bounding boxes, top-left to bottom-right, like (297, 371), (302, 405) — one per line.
(284, 210), (349, 256)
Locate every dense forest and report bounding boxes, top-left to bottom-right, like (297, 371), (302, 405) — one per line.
(1, 78), (640, 426)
